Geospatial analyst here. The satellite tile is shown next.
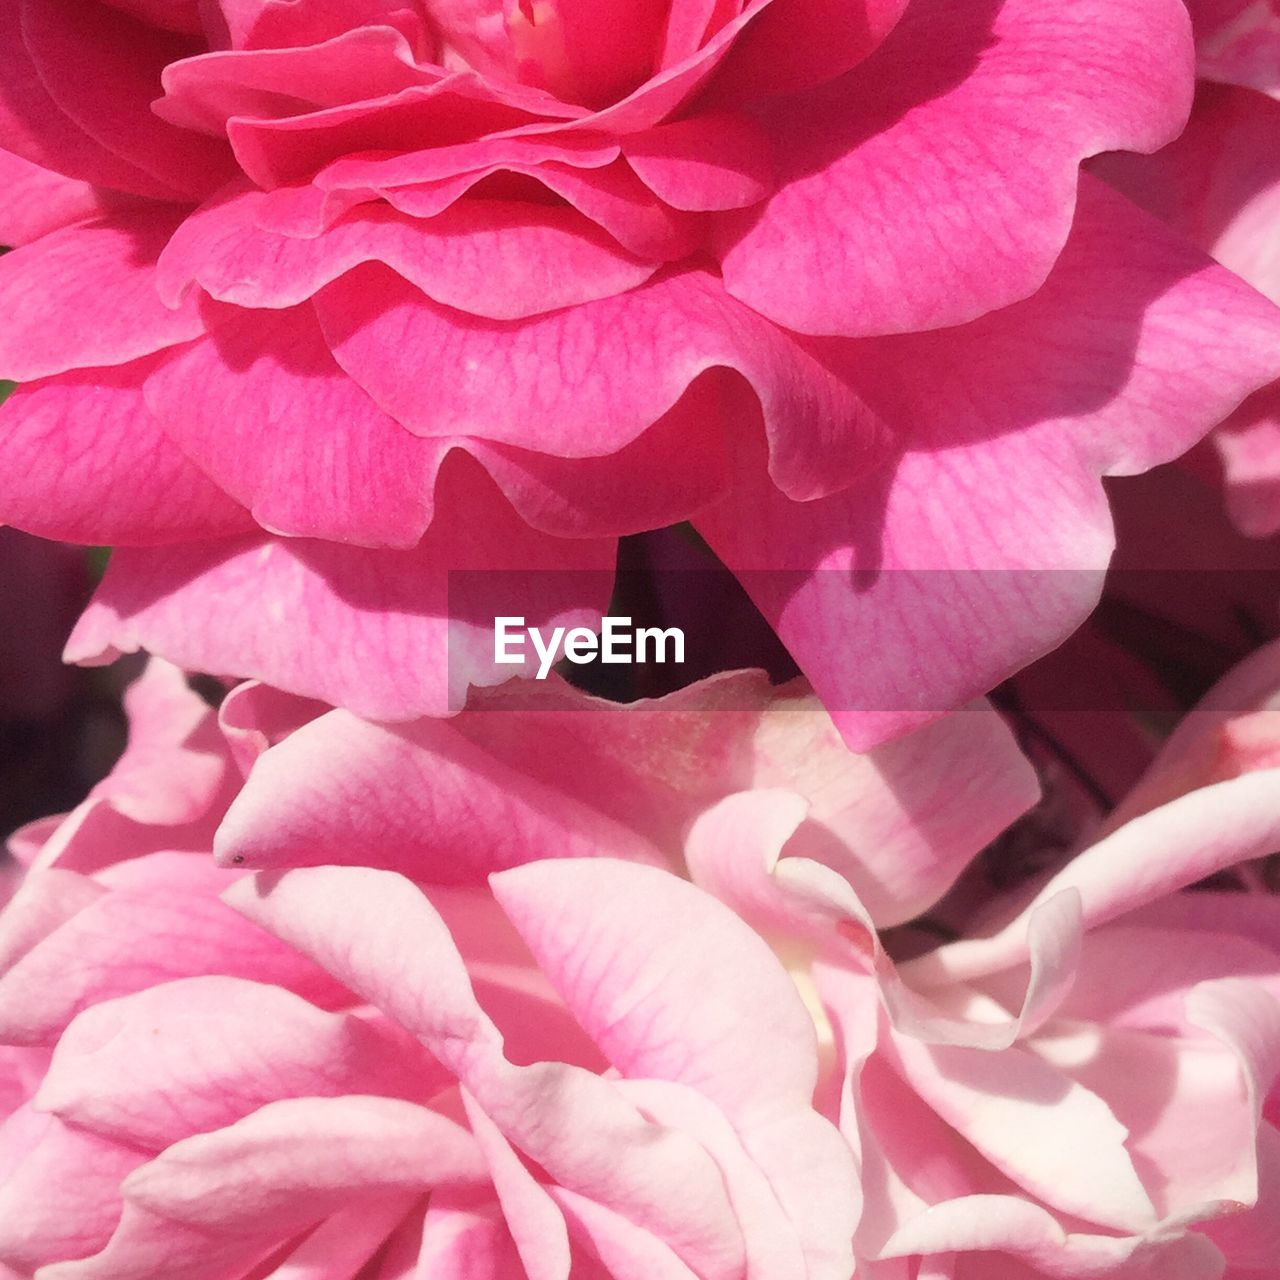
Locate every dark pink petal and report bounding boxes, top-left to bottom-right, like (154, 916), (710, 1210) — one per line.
(622, 112), (773, 211)
(718, 0), (1195, 336)
(19, 0), (237, 199)
(160, 193), (655, 318)
(474, 371), (730, 537)
(378, 158), (703, 261)
(226, 75), (580, 189)
(313, 131), (619, 191)
(0, 211), (205, 382)
(156, 27), (435, 136)
(697, 178), (1280, 749)
(0, 150), (117, 246)
(215, 681), (327, 778)
(0, 5), (178, 198)
(1189, 0), (1280, 94)
(145, 306), (450, 546)
(1214, 384), (1280, 536)
(317, 266), (884, 488)
(102, 0), (204, 34)
(66, 465), (615, 719)
(0, 364), (254, 546)
(224, 0), (423, 50)
(708, 0), (907, 102)
(657, 0), (744, 68)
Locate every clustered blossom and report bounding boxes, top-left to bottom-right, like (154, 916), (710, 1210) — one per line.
(4, 0), (1280, 1276)
(3, 0), (1280, 743)
(1, 649), (1279, 1278)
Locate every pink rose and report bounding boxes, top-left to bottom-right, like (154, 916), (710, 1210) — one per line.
(1, 664), (874, 1277)
(2, 0), (1279, 744)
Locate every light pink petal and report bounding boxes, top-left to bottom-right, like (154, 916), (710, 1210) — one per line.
(697, 177), (1280, 750)
(416, 1196), (524, 1280)
(0, 868), (104, 974)
(65, 461), (616, 719)
(37, 976), (445, 1149)
(878, 1195), (1225, 1278)
(316, 265), (885, 496)
(0, 1111), (144, 1272)
(227, 866), (750, 1279)
(491, 858), (818, 1119)
(19, 0), (236, 198)
(743, 698), (1039, 925)
(0, 363), (253, 546)
(256, 1199), (424, 1280)
(0, 149), (116, 246)
(0, 885), (348, 1044)
(614, 1078), (808, 1280)
(459, 1094), (574, 1280)
(551, 1187), (699, 1280)
(0, 212), (205, 382)
(907, 769), (1280, 987)
(717, 0), (1194, 336)
(144, 305), (450, 546)
(885, 1030), (1158, 1233)
(121, 1096), (484, 1229)
(491, 858), (859, 1279)
(216, 680), (328, 778)
(213, 708), (667, 877)
(1203, 1124), (1280, 1269)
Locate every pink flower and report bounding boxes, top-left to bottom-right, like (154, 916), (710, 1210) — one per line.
(688, 640), (1280, 1277)
(2, 0), (1279, 744)
(0, 663), (877, 1278)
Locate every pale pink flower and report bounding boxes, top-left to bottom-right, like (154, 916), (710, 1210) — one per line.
(7, 661), (1012, 1277)
(2, 1), (1280, 743)
(687, 639), (1280, 1278)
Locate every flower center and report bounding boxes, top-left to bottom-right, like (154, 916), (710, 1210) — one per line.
(425, 0), (672, 106)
